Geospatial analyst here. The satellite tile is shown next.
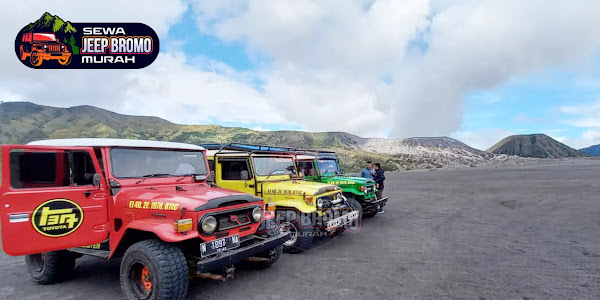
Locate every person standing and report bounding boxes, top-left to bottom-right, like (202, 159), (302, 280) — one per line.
(360, 160), (375, 179)
(373, 163), (385, 200)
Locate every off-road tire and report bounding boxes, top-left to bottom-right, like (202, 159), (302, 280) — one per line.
(277, 211), (313, 254)
(347, 196), (363, 220)
(244, 219), (283, 269)
(26, 251), (76, 284)
(120, 240), (189, 300)
(30, 51), (42, 66)
(58, 55), (72, 65)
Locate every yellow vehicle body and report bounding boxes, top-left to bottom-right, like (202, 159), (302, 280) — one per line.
(207, 152), (342, 214)
(203, 145), (360, 254)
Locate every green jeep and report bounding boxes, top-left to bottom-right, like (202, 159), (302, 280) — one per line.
(294, 150), (388, 218)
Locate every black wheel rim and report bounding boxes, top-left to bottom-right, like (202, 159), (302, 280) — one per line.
(128, 262), (152, 299)
(31, 53), (39, 64)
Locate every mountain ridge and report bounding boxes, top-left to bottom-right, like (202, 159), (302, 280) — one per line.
(580, 144), (600, 156)
(0, 101), (592, 171)
(487, 134), (589, 158)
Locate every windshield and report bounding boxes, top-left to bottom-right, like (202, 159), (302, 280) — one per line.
(318, 159), (341, 175)
(33, 33), (57, 42)
(253, 156), (296, 176)
(110, 148), (207, 178)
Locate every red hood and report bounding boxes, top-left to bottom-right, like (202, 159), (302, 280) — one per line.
(115, 183), (261, 211)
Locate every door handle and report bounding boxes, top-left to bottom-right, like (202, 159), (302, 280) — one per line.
(248, 184), (255, 188)
(84, 191), (92, 198)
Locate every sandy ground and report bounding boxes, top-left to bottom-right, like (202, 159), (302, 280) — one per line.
(0, 159), (599, 299)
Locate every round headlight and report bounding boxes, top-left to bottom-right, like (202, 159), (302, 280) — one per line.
(252, 207), (262, 222)
(316, 198), (324, 208)
(201, 216), (217, 234)
(43, 45), (48, 49)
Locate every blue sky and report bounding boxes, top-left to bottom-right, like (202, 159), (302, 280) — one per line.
(459, 70), (596, 144)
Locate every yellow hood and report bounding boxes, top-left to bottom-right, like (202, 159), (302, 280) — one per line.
(261, 180), (339, 196)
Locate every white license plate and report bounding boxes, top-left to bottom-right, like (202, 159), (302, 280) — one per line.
(326, 211), (360, 229)
(200, 235), (240, 257)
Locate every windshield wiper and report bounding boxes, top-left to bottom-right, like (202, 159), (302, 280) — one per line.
(176, 173), (205, 182)
(135, 173), (171, 184)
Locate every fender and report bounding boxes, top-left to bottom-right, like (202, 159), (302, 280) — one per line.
(125, 219), (199, 243)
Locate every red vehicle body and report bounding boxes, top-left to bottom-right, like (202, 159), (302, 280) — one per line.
(0, 138), (287, 300)
(19, 32), (72, 66)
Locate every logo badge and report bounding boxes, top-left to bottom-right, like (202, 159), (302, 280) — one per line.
(31, 199), (84, 237)
(229, 214), (240, 224)
(15, 12), (159, 69)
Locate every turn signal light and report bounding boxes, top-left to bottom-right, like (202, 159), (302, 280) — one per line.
(174, 218), (193, 233)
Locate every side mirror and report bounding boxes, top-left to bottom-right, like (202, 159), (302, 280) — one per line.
(206, 173), (215, 183)
(92, 173), (101, 187)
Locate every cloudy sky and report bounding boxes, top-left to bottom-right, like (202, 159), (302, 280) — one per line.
(1, 0), (600, 150)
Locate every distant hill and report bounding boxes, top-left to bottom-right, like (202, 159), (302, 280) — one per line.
(580, 144), (600, 156)
(0, 102), (580, 172)
(487, 134), (589, 158)
(0, 102), (394, 171)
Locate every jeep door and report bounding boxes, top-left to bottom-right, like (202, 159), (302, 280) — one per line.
(215, 157), (257, 195)
(0, 145), (109, 256)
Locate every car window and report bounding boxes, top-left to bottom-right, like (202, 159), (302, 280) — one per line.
(297, 160), (316, 176)
(110, 148), (208, 178)
(317, 159), (341, 175)
(9, 150), (97, 189)
(253, 156), (296, 176)
(220, 159), (252, 180)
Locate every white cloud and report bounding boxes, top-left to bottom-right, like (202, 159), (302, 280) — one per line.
(560, 129), (600, 149)
(559, 101), (600, 127)
(124, 52), (291, 126)
(451, 128), (515, 150)
(192, 0), (600, 138)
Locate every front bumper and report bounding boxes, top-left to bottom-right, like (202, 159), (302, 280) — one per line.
(39, 52), (71, 60)
(364, 196), (388, 211)
(196, 232), (290, 273)
(325, 210), (360, 230)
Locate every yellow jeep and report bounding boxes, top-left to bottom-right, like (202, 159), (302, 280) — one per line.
(202, 144), (361, 253)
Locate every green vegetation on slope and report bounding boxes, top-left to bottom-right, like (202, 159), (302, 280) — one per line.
(0, 102), (398, 172)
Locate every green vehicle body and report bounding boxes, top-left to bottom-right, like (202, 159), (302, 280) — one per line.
(294, 150), (388, 218)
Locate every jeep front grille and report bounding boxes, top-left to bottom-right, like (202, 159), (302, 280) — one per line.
(216, 208), (252, 231)
(48, 44), (61, 52)
(365, 185), (375, 193)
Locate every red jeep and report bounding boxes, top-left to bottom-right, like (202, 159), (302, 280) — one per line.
(19, 32), (72, 66)
(0, 138), (288, 300)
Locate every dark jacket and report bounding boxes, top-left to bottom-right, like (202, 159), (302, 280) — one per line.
(374, 168), (385, 190)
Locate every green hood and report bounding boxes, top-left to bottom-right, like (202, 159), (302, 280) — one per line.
(322, 176), (375, 186)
